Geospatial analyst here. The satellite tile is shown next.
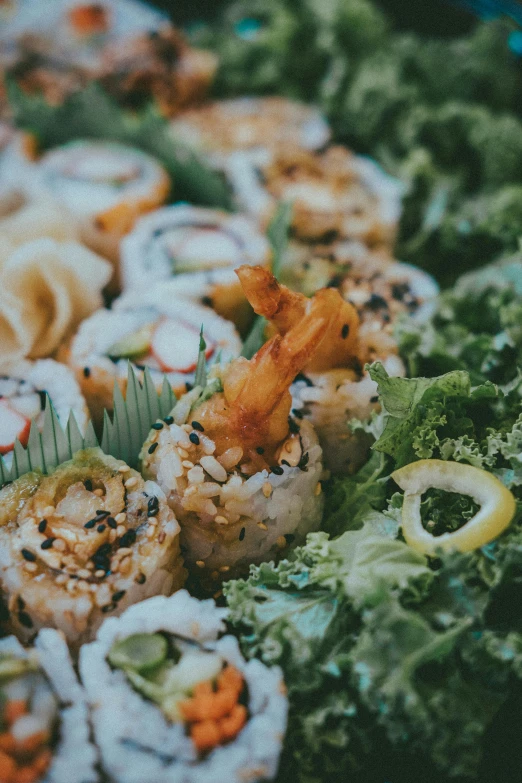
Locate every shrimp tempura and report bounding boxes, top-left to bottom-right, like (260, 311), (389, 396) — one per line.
(236, 265), (359, 372)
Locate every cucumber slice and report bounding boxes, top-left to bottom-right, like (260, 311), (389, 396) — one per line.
(107, 323), (154, 360)
(108, 633), (168, 673)
(0, 656), (35, 681)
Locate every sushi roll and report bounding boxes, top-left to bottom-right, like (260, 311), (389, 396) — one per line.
(31, 140), (170, 287)
(0, 359), (89, 467)
(170, 97), (331, 166)
(66, 292), (241, 426)
(0, 448), (186, 648)
(223, 145), (404, 248)
(141, 306), (327, 586)
(0, 629), (98, 783)
(120, 205), (271, 292)
(281, 239), (439, 358)
(80, 590), (288, 783)
(237, 266), (406, 475)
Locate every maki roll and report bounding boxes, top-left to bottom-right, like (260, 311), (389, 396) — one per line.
(281, 240), (439, 359)
(223, 145), (404, 248)
(170, 97), (331, 165)
(0, 448), (185, 649)
(141, 306), (327, 585)
(66, 292), (241, 426)
(31, 140), (170, 285)
(80, 590), (288, 783)
(120, 205), (271, 292)
(237, 266), (405, 475)
(0, 359), (89, 467)
(0, 630), (97, 783)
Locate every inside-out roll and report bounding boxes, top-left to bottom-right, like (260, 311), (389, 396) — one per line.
(31, 140), (170, 284)
(0, 630), (98, 783)
(80, 590), (288, 783)
(170, 97), (331, 165)
(224, 145), (405, 248)
(0, 359), (89, 466)
(237, 265), (407, 476)
(120, 204), (271, 292)
(66, 292), (242, 426)
(0, 448), (186, 649)
(141, 310), (326, 586)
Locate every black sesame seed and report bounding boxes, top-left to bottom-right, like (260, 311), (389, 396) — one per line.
(96, 543), (112, 557)
(298, 452), (309, 471)
(97, 524), (106, 534)
(341, 323), (350, 339)
(84, 519), (97, 529)
(102, 603), (116, 613)
(148, 442), (159, 454)
(107, 517), (117, 529)
(271, 465), (284, 476)
(41, 538), (55, 550)
(21, 549), (36, 562)
(294, 373), (313, 387)
(201, 296), (213, 307)
(256, 446), (265, 455)
(191, 421), (204, 432)
(151, 422), (164, 430)
(95, 510), (110, 519)
(147, 496), (159, 517)
(136, 573), (146, 584)
(119, 529), (137, 548)
(281, 460), (290, 467)
(38, 519), (47, 534)
(163, 416), (174, 425)
(189, 432), (200, 445)
(288, 417), (300, 434)
(292, 408), (304, 419)
(84, 479), (93, 491)
(367, 294), (388, 311)
(284, 534), (296, 544)
(83, 367), (91, 378)
(112, 590), (126, 603)
(239, 527), (246, 541)
(370, 395), (379, 403)
(17, 596), (25, 610)
(18, 611), (33, 628)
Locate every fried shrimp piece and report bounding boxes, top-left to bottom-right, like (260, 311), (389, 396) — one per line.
(236, 265), (360, 372)
(194, 302), (330, 470)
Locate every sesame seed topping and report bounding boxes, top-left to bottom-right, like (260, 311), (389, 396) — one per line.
(24, 562), (37, 572)
(94, 569), (106, 579)
(115, 513), (127, 524)
(341, 323), (349, 339)
(83, 367), (91, 378)
(38, 519), (47, 534)
(116, 525), (126, 537)
(220, 566), (230, 573)
(164, 416), (174, 425)
(151, 422), (164, 430)
(215, 515), (229, 526)
(257, 521), (268, 531)
(84, 519), (97, 529)
(315, 482), (322, 496)
(136, 573), (146, 584)
(18, 611), (33, 629)
(43, 505), (55, 517)
(271, 465), (284, 476)
(124, 477), (138, 489)
(196, 560), (205, 568)
(41, 538), (55, 550)
(107, 517), (117, 529)
(292, 408), (304, 419)
(189, 432), (200, 445)
(239, 527), (246, 541)
(191, 421), (204, 432)
(262, 482), (272, 498)
(102, 603), (116, 613)
(84, 479), (93, 491)
(54, 539), (66, 552)
(93, 488), (104, 496)
(147, 496), (159, 517)
(118, 465), (130, 473)
(97, 524), (106, 533)
(112, 590), (126, 603)
(148, 442), (159, 454)
(256, 446), (265, 454)
(119, 529), (137, 547)
(21, 549), (36, 562)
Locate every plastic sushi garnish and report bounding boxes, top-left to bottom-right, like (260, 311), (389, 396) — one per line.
(392, 459), (516, 556)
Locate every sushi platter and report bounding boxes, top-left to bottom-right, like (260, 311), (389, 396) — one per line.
(0, 1), (522, 782)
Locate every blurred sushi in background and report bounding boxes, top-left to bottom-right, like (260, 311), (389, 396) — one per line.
(0, 630), (98, 783)
(80, 590), (288, 783)
(66, 289), (241, 425)
(0, 359), (89, 467)
(0, 448), (186, 649)
(120, 204), (271, 292)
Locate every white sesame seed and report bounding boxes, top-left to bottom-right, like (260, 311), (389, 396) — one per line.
(196, 560), (205, 568)
(77, 569), (91, 579)
(77, 580), (90, 592)
(116, 525), (126, 537)
(24, 562), (37, 573)
(55, 574), (68, 584)
(262, 482), (273, 498)
(257, 521), (268, 531)
(125, 477), (138, 489)
(43, 505), (55, 517)
(178, 448), (189, 460)
(182, 460), (195, 469)
(115, 512), (127, 524)
(118, 547), (133, 557)
(94, 569), (106, 578)
(118, 465), (130, 473)
(119, 557), (131, 575)
(53, 539), (66, 552)
(215, 515), (229, 526)
(93, 488), (104, 497)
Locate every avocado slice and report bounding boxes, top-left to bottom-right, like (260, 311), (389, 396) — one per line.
(108, 633), (168, 674)
(107, 323), (155, 360)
